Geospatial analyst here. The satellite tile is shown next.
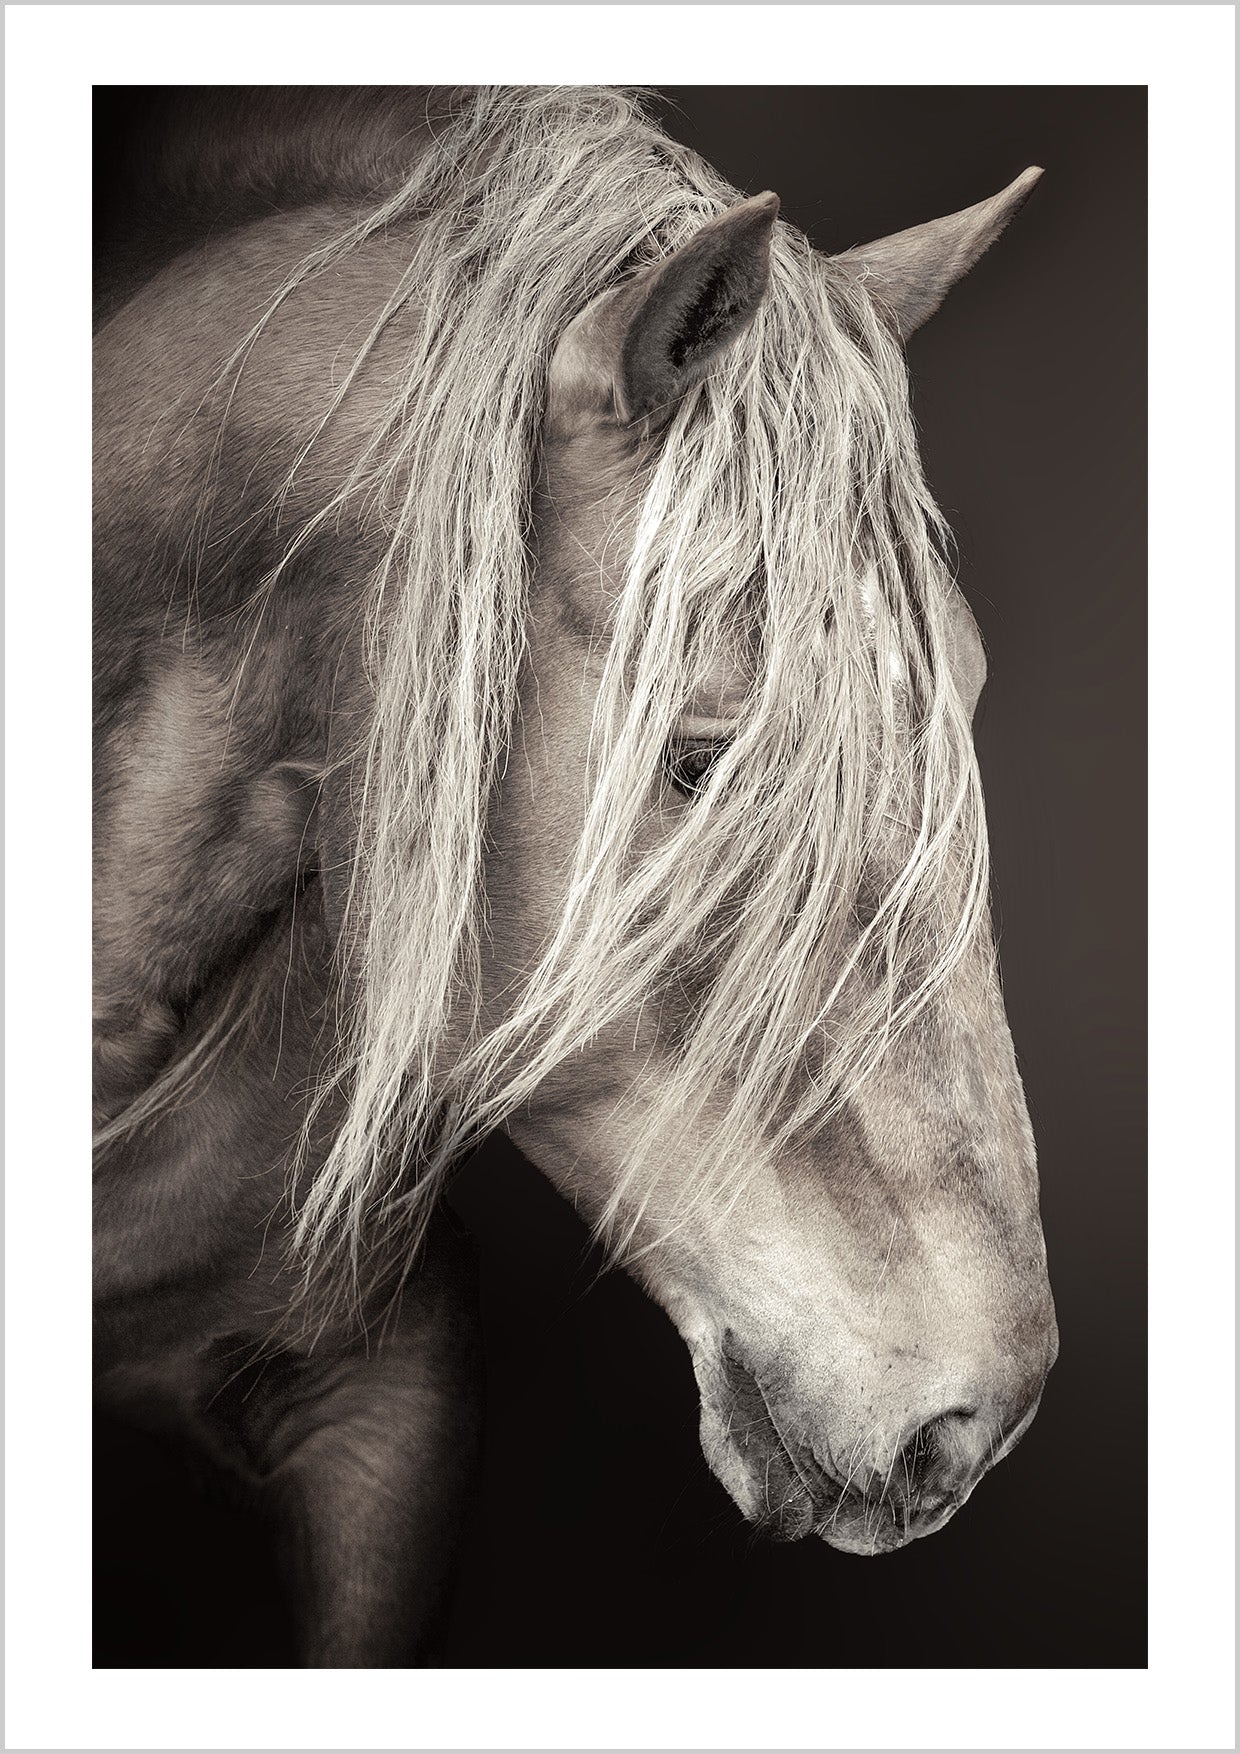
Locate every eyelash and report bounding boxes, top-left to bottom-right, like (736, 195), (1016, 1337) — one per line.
(664, 739), (729, 799)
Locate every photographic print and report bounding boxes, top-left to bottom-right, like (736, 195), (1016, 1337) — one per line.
(91, 81), (1146, 1673)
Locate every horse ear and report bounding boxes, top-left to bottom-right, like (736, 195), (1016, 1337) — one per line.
(614, 191), (779, 423)
(834, 167), (1042, 340)
(550, 192), (779, 433)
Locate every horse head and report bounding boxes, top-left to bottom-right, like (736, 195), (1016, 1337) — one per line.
(485, 176), (1056, 1553)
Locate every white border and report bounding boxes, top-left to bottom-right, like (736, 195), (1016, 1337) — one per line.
(5, 5), (1234, 1749)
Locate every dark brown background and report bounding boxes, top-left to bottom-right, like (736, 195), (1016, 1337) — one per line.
(94, 85), (1146, 1668)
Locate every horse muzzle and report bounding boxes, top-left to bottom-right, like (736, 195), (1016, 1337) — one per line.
(697, 1341), (1051, 1555)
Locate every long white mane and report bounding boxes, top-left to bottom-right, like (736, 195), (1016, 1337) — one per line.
(213, 87), (990, 1292)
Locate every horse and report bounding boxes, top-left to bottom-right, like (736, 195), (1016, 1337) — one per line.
(93, 85), (1058, 1667)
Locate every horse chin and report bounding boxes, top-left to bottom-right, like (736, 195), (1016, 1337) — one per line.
(811, 1493), (967, 1557)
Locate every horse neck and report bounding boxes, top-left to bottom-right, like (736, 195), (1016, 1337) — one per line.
(95, 86), (447, 323)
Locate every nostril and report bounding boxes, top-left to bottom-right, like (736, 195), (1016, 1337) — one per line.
(940, 1403), (979, 1423)
(893, 1407), (977, 1498)
(894, 1419), (940, 1497)
(877, 1387), (1045, 1516)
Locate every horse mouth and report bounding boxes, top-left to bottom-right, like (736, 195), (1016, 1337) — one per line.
(706, 1348), (968, 1556)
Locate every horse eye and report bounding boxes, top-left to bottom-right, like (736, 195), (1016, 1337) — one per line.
(664, 739), (728, 799)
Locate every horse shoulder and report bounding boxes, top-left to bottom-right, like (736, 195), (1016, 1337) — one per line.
(94, 892), (334, 1317)
(93, 644), (329, 1122)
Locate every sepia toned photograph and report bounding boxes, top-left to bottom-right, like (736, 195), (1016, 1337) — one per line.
(91, 79), (1146, 1671)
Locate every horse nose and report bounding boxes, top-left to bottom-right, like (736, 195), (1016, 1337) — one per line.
(886, 1377), (1047, 1506)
